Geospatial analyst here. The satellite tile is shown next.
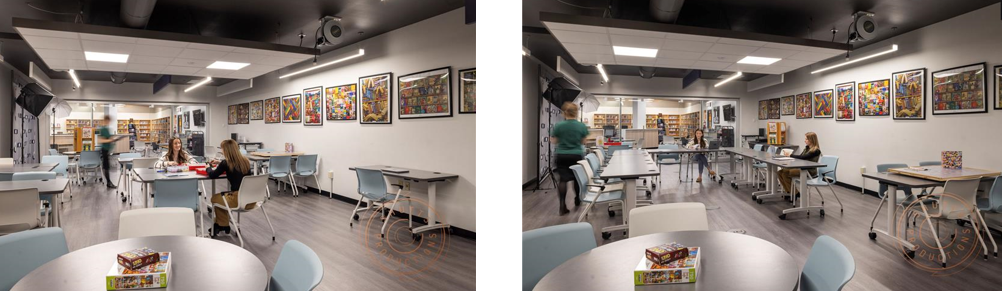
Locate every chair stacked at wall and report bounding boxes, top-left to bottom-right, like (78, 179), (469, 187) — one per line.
(293, 154), (322, 198)
(349, 168), (412, 239)
(118, 208), (197, 239)
(77, 150), (103, 184)
(0, 228), (69, 291)
(153, 178), (203, 237)
(909, 177), (993, 266)
(522, 223), (596, 291)
(800, 235), (855, 291)
(41, 155), (71, 203)
(628, 202), (708, 238)
(267, 156), (295, 197)
(12, 172), (59, 227)
(0, 189), (45, 234)
(570, 165), (625, 240)
(791, 155), (843, 215)
(212, 175), (275, 248)
(270, 240), (324, 291)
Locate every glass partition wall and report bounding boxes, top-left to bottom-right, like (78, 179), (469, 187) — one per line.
(51, 102), (208, 155)
(587, 96), (740, 148)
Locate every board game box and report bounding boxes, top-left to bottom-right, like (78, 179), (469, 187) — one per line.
(644, 242), (688, 265)
(117, 247), (160, 270)
(634, 247), (700, 286)
(106, 252), (171, 290)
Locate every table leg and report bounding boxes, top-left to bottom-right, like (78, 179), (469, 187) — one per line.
(411, 182), (451, 233)
(868, 184), (918, 252)
(755, 164), (782, 200)
(781, 169), (825, 219)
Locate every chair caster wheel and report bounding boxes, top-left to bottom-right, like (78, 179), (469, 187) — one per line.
(778, 214), (787, 220)
(601, 232), (611, 240)
(121, 197), (127, 202)
(412, 233), (422, 241)
(751, 195), (756, 201)
(646, 191), (651, 198)
(349, 223), (353, 227)
(353, 214), (359, 221)
(905, 250), (915, 259)
(868, 232), (877, 240)
(985, 254), (989, 260)
(942, 262), (947, 268)
(272, 236), (276, 241)
(608, 210), (616, 217)
(957, 219), (966, 227)
(820, 209), (825, 217)
(756, 199), (763, 204)
(380, 234), (384, 238)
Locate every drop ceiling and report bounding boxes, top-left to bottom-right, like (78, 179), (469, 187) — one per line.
(13, 17), (318, 80)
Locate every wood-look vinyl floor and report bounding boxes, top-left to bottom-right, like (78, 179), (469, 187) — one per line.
(523, 161), (1002, 291)
(56, 166), (475, 291)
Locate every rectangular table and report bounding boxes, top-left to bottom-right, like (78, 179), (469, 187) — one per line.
(861, 172), (944, 255)
(647, 148), (724, 184)
(349, 165), (458, 234)
(0, 163), (58, 173)
(889, 166), (1002, 182)
(722, 147), (825, 219)
(132, 168), (226, 237)
(248, 152), (302, 175)
(0, 178), (70, 227)
(598, 149), (660, 236)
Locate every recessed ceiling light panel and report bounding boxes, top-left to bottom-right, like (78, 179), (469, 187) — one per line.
(613, 46), (658, 58)
(84, 51), (129, 63)
(206, 61), (250, 70)
(737, 56), (781, 65)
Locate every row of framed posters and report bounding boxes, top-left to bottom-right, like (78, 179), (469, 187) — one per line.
(227, 66), (476, 125)
(758, 62), (997, 121)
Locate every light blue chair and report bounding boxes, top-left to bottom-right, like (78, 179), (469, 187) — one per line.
(656, 144), (680, 187)
(48, 149), (59, 156)
(876, 163), (913, 200)
(919, 161), (942, 166)
(0, 173), (11, 181)
(78, 150), (103, 184)
(116, 153), (142, 195)
(0, 227), (69, 291)
(41, 155), (70, 203)
(258, 148), (275, 152)
(801, 235), (855, 291)
(752, 145), (775, 189)
(240, 148), (248, 156)
(522, 223), (596, 291)
(570, 165), (624, 225)
(606, 144), (631, 158)
(349, 168), (410, 238)
(978, 176), (1002, 214)
(267, 156), (295, 197)
(270, 240), (323, 291)
(794, 155), (843, 214)
(153, 178), (202, 237)
(13, 172), (58, 226)
(293, 154), (321, 198)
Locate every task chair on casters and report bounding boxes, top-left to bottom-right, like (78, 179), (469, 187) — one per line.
(0, 228), (69, 291)
(270, 240), (323, 291)
(800, 235), (855, 291)
(909, 177), (993, 266)
(570, 165), (625, 240)
(522, 223), (596, 291)
(267, 156), (296, 197)
(41, 155), (71, 203)
(12, 172), (59, 227)
(350, 168), (412, 239)
(791, 155), (843, 215)
(77, 150), (103, 184)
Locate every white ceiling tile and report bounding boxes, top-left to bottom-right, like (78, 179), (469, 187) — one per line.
(126, 64), (167, 74)
(217, 52), (268, 63)
(550, 30), (610, 45)
(724, 63), (766, 72)
(655, 58), (697, 67)
(242, 64), (283, 73)
(17, 28), (78, 39)
(707, 43), (759, 55)
(22, 35), (81, 50)
(169, 58), (213, 67)
(691, 60), (731, 70)
(177, 48), (229, 60)
(614, 55), (656, 66)
(664, 33), (719, 43)
(717, 38), (766, 47)
(570, 53), (597, 65)
(79, 33), (137, 44)
(543, 22), (608, 34)
(81, 40), (135, 54)
(787, 51), (834, 62)
(162, 66), (201, 74)
(607, 27), (666, 38)
(757, 66), (796, 74)
(258, 56), (305, 66)
(34, 49), (85, 60)
(661, 40), (713, 53)
(135, 38), (189, 48)
(44, 59), (87, 70)
(196, 68), (233, 77)
(699, 53), (742, 63)
(129, 55), (173, 65)
(86, 62), (127, 72)
(563, 43), (613, 54)
(186, 43), (236, 52)
(610, 34), (664, 49)
(227, 71), (264, 79)
(748, 47), (800, 59)
(773, 59), (813, 68)
(656, 50), (703, 60)
(132, 45), (184, 57)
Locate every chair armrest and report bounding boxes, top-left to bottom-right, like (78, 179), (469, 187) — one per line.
(586, 183), (606, 191)
(390, 184), (405, 190)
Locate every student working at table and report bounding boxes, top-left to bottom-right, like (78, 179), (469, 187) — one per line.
(777, 132), (823, 194)
(206, 139), (254, 236)
(155, 137), (197, 168)
(684, 129), (716, 183)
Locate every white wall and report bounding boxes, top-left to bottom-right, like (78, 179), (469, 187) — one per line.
(743, 3), (1002, 192)
(224, 9), (476, 231)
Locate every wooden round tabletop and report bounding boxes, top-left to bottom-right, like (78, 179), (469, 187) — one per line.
(13, 236), (268, 291)
(533, 231), (800, 291)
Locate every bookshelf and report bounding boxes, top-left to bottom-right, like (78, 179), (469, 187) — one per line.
(590, 114), (632, 129)
(152, 117), (171, 144)
(768, 122), (787, 145)
(679, 112), (700, 137)
(64, 119), (93, 134)
(116, 120), (155, 142)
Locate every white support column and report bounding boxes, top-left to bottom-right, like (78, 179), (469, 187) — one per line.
(632, 100), (646, 129)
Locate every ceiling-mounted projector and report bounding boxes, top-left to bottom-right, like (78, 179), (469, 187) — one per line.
(317, 16), (344, 46)
(848, 11), (877, 42)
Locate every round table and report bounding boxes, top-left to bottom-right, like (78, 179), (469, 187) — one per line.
(13, 236), (268, 291)
(533, 231), (800, 291)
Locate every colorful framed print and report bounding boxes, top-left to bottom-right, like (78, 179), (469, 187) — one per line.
(780, 95), (794, 116)
(758, 99), (768, 120)
(281, 94), (302, 123)
(249, 100), (264, 120)
(813, 90), (833, 118)
(835, 82), (855, 121)
(227, 105), (237, 125)
(996, 65), (1002, 110)
(857, 79), (890, 116)
(931, 63), (987, 115)
(398, 66), (452, 119)
(264, 97), (281, 124)
(795, 92), (812, 119)
(237, 103), (249, 124)
(891, 68), (926, 120)
(359, 73), (392, 124)
(459, 68), (475, 113)
(767, 98), (780, 119)
(303, 87), (323, 126)
(325, 84), (357, 120)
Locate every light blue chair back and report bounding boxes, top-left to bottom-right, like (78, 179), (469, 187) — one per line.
(118, 153), (141, 170)
(48, 149), (59, 156)
(657, 144), (680, 161)
(982, 177), (1002, 213)
(817, 155), (839, 183)
(752, 144), (763, 151)
(801, 235), (855, 291)
(919, 161), (941, 166)
(0, 227), (69, 291)
(295, 154), (319, 175)
(240, 148), (248, 156)
(153, 178), (200, 211)
(522, 223), (596, 291)
(876, 163), (908, 173)
(41, 155), (69, 176)
(355, 168), (389, 201)
(584, 154), (601, 174)
(0, 173), (11, 181)
(192, 156), (206, 163)
(258, 148), (275, 152)
(570, 165), (591, 201)
(767, 146), (778, 154)
(12, 172), (57, 181)
(270, 240), (323, 291)
(79, 151), (101, 168)
(268, 156), (293, 177)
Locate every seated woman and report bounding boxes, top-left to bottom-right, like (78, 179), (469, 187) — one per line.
(155, 137), (197, 168)
(207, 139), (254, 236)
(777, 132), (823, 195)
(686, 129), (716, 183)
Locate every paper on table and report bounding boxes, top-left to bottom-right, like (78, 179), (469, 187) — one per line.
(773, 157), (794, 161)
(780, 149), (793, 156)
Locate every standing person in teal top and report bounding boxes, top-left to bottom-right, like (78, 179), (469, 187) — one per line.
(549, 102), (589, 215)
(96, 115), (124, 188)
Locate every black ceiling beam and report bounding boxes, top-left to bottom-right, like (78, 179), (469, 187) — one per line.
(0, 32), (23, 40)
(523, 26), (550, 34)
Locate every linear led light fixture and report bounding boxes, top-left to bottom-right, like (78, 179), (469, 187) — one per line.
(613, 46), (658, 58)
(811, 44), (898, 74)
(714, 72), (742, 87)
(738, 56), (781, 65)
(68, 69), (80, 88)
(84, 51), (129, 63)
(184, 76), (212, 92)
(596, 64), (609, 82)
(279, 49), (365, 79)
(207, 61), (249, 70)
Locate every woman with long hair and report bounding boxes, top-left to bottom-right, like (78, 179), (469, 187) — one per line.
(686, 129), (715, 183)
(777, 132), (823, 195)
(206, 139), (254, 236)
(155, 137), (196, 168)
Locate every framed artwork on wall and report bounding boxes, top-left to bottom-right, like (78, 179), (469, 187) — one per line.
(795, 92), (812, 119)
(398, 66), (452, 119)
(237, 103), (249, 124)
(813, 89), (833, 118)
(459, 68), (476, 113)
(758, 99), (767, 120)
(780, 95), (794, 116)
(891, 68), (926, 120)
(359, 73), (392, 124)
(857, 79), (890, 116)
(249, 100), (264, 120)
(835, 82), (855, 121)
(264, 97), (281, 124)
(325, 84), (357, 120)
(227, 105), (237, 125)
(931, 62), (987, 115)
(281, 94), (302, 123)
(303, 86), (323, 126)
(767, 98), (780, 119)
(996, 65), (1002, 110)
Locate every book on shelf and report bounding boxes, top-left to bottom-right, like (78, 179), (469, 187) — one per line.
(634, 247), (700, 286)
